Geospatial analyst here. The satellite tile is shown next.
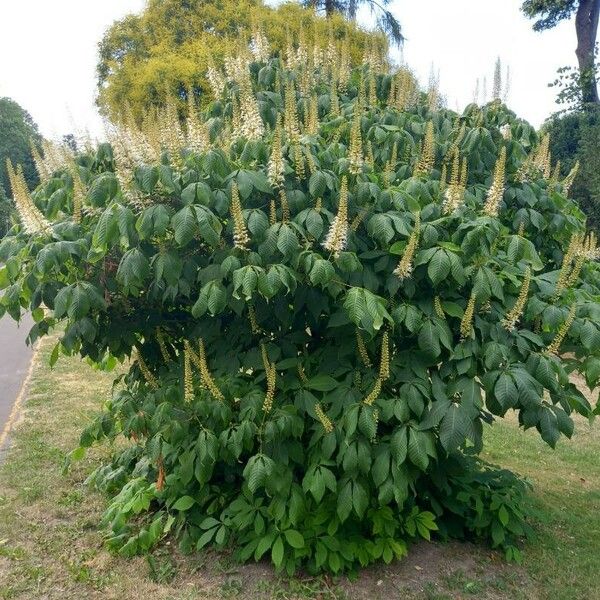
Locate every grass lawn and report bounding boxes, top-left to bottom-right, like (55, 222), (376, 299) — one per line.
(0, 335), (598, 599)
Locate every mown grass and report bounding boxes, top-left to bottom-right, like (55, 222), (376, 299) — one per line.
(0, 335), (598, 599)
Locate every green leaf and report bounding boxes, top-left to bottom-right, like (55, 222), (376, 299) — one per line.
(428, 249), (451, 286)
(337, 480), (353, 522)
(391, 426), (408, 464)
(418, 320), (441, 358)
(284, 529), (305, 549)
(498, 505), (509, 527)
(192, 281), (227, 317)
(172, 495), (195, 511)
(358, 405), (377, 439)
(271, 536), (284, 567)
(276, 224), (299, 258)
(152, 250), (182, 287)
(408, 428), (429, 471)
(306, 375), (338, 392)
(494, 373), (518, 410)
(195, 206), (222, 246)
(116, 248), (150, 295)
(344, 287), (391, 335)
(439, 403), (469, 452)
(172, 205), (198, 246)
(352, 481), (369, 517)
(309, 259), (335, 287)
(309, 171), (327, 198)
(181, 182), (212, 205)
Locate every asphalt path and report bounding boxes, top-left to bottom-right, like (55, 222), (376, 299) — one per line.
(0, 313), (34, 448)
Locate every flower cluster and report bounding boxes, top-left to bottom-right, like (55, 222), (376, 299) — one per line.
(546, 304), (577, 355)
(230, 182), (250, 251)
(6, 160), (50, 234)
(460, 292), (477, 340)
(348, 109), (363, 175)
(188, 340), (224, 401)
(378, 331), (390, 381)
(323, 176), (349, 257)
(135, 348), (159, 390)
(482, 146), (507, 217)
(363, 377), (382, 406)
(442, 149), (468, 214)
(413, 121), (435, 176)
(250, 27), (270, 62)
(156, 328), (171, 363)
(314, 403), (334, 434)
(393, 213), (420, 280)
(502, 267), (531, 331)
(183, 346), (194, 402)
(261, 344), (277, 414)
(356, 330), (372, 367)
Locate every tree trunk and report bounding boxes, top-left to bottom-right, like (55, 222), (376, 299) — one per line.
(324, 0), (335, 17)
(575, 0), (600, 104)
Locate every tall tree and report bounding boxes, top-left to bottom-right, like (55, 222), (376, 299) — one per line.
(0, 185), (13, 238)
(522, 0), (600, 104)
(97, 0), (385, 123)
(302, 0), (403, 45)
(0, 98), (43, 195)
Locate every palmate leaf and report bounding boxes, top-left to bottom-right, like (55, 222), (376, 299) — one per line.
(192, 281), (227, 317)
(195, 205), (222, 246)
(90, 203), (118, 258)
(309, 171), (327, 198)
(276, 224), (299, 259)
(116, 248), (150, 295)
(309, 259), (335, 287)
(427, 248), (451, 286)
(344, 287), (391, 335)
(418, 320), (441, 358)
(136, 204), (172, 240)
(407, 428), (430, 471)
(172, 205), (198, 246)
(439, 403), (471, 452)
(494, 372), (519, 411)
(152, 250), (182, 287)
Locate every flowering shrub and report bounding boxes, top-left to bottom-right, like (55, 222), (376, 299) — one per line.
(1, 43), (600, 574)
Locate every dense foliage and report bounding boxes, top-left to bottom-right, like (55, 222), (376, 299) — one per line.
(0, 97), (42, 195)
(0, 186), (14, 238)
(2, 47), (600, 575)
(97, 0), (385, 123)
(544, 106), (600, 231)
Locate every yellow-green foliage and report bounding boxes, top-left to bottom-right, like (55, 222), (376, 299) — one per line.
(97, 0), (386, 123)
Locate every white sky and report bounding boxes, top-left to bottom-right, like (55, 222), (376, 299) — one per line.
(0, 0), (575, 140)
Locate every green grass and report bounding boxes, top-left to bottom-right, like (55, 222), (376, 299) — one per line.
(0, 335), (598, 599)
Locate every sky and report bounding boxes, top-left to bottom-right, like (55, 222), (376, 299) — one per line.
(0, 0), (576, 140)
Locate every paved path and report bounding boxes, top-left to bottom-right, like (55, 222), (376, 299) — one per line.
(0, 314), (34, 447)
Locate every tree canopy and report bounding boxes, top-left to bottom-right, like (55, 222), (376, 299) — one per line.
(522, 0), (580, 29)
(96, 0), (387, 123)
(0, 97), (42, 195)
(301, 0), (403, 45)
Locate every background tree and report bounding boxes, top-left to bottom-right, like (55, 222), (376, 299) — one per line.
(97, 0), (385, 123)
(522, 0), (600, 104)
(0, 97), (42, 195)
(301, 0), (402, 45)
(0, 185), (14, 238)
(544, 107), (600, 231)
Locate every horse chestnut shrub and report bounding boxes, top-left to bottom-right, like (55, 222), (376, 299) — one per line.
(2, 45), (599, 574)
